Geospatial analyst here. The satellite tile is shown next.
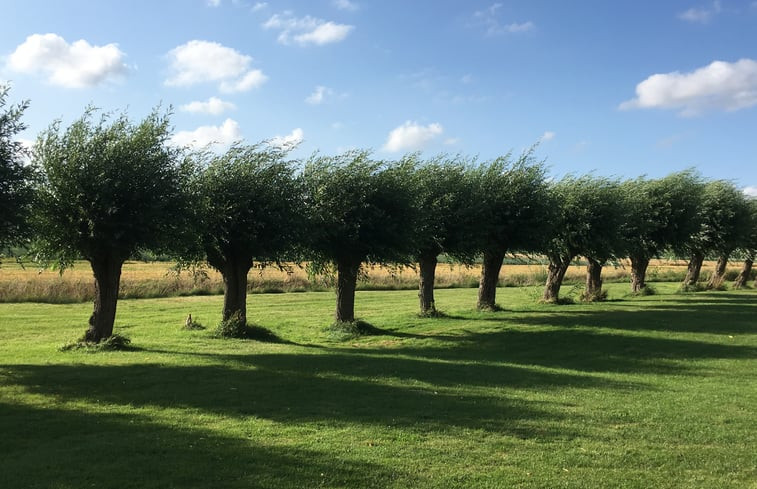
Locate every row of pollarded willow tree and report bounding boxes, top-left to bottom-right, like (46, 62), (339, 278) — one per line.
(2, 101), (756, 343)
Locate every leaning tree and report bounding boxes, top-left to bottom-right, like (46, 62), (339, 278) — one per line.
(681, 180), (752, 289)
(621, 171), (703, 293)
(303, 151), (416, 323)
(197, 143), (303, 327)
(542, 175), (624, 303)
(410, 155), (479, 315)
(470, 153), (552, 311)
(32, 108), (196, 342)
(0, 85), (34, 254)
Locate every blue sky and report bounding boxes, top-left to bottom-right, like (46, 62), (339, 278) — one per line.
(2, 0), (756, 193)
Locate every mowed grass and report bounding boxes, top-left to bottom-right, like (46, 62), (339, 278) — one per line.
(1, 283), (756, 488)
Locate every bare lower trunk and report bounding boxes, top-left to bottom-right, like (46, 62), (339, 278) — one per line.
(418, 253), (438, 315)
(707, 254), (729, 290)
(542, 258), (571, 302)
(683, 251), (704, 286)
(630, 255), (650, 293)
(582, 257), (604, 301)
(85, 255), (123, 342)
(335, 258), (360, 322)
(477, 249), (505, 311)
(733, 252), (754, 289)
(221, 259), (252, 323)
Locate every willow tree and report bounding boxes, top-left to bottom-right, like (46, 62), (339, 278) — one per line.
(32, 108), (195, 342)
(410, 155), (478, 315)
(621, 171), (703, 293)
(682, 180), (752, 289)
(0, 86), (34, 254)
(542, 176), (621, 302)
(470, 153), (552, 311)
(198, 143), (303, 327)
(303, 151), (416, 323)
(733, 198), (757, 289)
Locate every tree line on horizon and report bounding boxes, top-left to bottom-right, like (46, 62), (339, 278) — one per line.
(2, 91), (756, 344)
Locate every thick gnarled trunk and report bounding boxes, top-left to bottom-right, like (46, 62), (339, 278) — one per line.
(477, 249), (505, 311)
(630, 255), (650, 293)
(85, 255), (124, 342)
(221, 258), (252, 323)
(733, 252), (754, 289)
(542, 257), (571, 302)
(418, 253), (438, 315)
(683, 251), (704, 287)
(582, 257), (604, 301)
(707, 254), (729, 290)
(335, 258), (360, 322)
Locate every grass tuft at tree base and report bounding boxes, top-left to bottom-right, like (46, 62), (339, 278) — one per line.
(325, 319), (385, 341)
(58, 332), (133, 352)
(214, 312), (285, 342)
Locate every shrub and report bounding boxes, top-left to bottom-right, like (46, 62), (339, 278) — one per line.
(59, 332), (132, 352)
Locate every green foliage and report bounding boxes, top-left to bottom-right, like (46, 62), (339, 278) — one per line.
(198, 143), (304, 271)
(302, 150), (417, 266)
(30, 107), (197, 269)
(59, 332), (132, 351)
(622, 171), (705, 260)
(0, 85), (35, 252)
(469, 150), (553, 254)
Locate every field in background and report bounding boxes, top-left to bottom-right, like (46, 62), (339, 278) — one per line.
(1, 284), (755, 488)
(0, 258), (742, 303)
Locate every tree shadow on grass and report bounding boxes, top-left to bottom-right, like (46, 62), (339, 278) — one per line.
(0, 402), (403, 489)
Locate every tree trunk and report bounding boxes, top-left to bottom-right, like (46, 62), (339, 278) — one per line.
(85, 255), (124, 342)
(542, 257), (571, 302)
(683, 251), (704, 286)
(733, 252), (754, 289)
(477, 249), (505, 311)
(630, 255), (650, 293)
(335, 258), (360, 322)
(583, 257), (604, 301)
(418, 252), (438, 315)
(221, 258), (252, 324)
(707, 254), (729, 290)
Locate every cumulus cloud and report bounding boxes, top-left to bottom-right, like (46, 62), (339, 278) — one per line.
(619, 59), (757, 116)
(180, 97), (236, 115)
(263, 12), (353, 46)
(743, 186), (757, 197)
(171, 119), (241, 149)
(6, 33), (127, 88)
(472, 4), (535, 36)
(540, 131), (556, 142)
(165, 40), (267, 92)
(333, 0), (358, 11)
(678, 1), (721, 23)
(270, 128), (304, 149)
(383, 121), (443, 152)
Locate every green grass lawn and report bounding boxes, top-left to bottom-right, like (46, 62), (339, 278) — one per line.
(1, 283), (756, 488)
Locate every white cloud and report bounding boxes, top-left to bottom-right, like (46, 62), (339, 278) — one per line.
(472, 4), (535, 36)
(540, 131), (556, 142)
(171, 118), (241, 149)
(620, 58), (757, 116)
(263, 12), (353, 46)
(443, 137), (460, 145)
(270, 128), (304, 149)
(165, 40), (267, 92)
(305, 85), (334, 104)
(333, 0), (358, 11)
(6, 33), (127, 88)
(678, 1), (721, 23)
(251, 2), (267, 12)
(207, 0), (221, 6)
(461, 74), (474, 84)
(743, 186), (757, 197)
(383, 121), (444, 152)
(180, 97), (236, 115)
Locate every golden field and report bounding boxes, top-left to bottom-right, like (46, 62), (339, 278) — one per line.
(0, 257), (739, 303)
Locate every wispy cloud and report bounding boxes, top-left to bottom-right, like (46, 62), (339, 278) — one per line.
(540, 131), (555, 142)
(263, 12), (353, 46)
(678, 1), (722, 23)
(472, 3), (535, 36)
(180, 97), (236, 115)
(332, 0), (358, 11)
